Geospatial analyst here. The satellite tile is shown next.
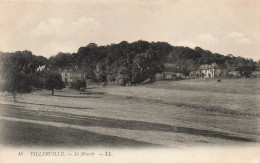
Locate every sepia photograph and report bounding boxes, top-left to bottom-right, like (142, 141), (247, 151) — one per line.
(0, 0), (259, 162)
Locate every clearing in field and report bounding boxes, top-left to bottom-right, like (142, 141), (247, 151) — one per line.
(0, 78), (259, 147)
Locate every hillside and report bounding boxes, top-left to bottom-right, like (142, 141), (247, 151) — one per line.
(1, 40), (259, 86)
(48, 41), (258, 85)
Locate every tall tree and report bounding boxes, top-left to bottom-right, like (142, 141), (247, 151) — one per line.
(43, 71), (65, 95)
(0, 53), (33, 101)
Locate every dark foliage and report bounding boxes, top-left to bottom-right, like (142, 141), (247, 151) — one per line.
(0, 51), (47, 101)
(47, 41), (257, 84)
(69, 80), (86, 93)
(42, 71), (65, 95)
(0, 40), (258, 92)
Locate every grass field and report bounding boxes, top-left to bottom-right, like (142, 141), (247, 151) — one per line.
(0, 78), (259, 147)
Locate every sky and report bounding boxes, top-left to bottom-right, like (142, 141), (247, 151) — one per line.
(0, 0), (259, 60)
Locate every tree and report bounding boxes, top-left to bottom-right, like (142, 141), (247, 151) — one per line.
(0, 53), (33, 101)
(48, 52), (73, 70)
(70, 80), (86, 93)
(238, 66), (254, 78)
(179, 59), (197, 77)
(1, 72), (32, 101)
(43, 71), (65, 95)
(115, 66), (131, 85)
(94, 61), (107, 82)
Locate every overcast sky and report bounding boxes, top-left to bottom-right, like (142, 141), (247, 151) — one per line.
(0, 0), (259, 60)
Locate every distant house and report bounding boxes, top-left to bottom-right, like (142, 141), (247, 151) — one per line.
(155, 72), (185, 81)
(175, 73), (186, 79)
(164, 63), (176, 70)
(227, 71), (241, 78)
(189, 63), (221, 79)
(36, 65), (46, 72)
(155, 73), (164, 80)
(155, 72), (174, 80)
(36, 65), (51, 72)
(60, 68), (86, 83)
(228, 71), (240, 75)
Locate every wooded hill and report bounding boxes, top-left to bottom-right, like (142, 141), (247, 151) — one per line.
(1, 40), (259, 86)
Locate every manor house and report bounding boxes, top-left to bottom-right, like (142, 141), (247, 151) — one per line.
(60, 68), (86, 83)
(189, 63), (221, 79)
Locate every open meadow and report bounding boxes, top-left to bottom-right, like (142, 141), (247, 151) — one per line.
(0, 78), (259, 147)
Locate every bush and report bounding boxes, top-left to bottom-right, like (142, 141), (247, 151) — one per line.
(70, 80), (87, 93)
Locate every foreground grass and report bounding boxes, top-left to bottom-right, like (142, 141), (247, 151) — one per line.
(0, 119), (155, 147)
(0, 78), (259, 147)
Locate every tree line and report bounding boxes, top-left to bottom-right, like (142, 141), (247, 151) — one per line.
(0, 40), (259, 100)
(48, 40), (258, 83)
